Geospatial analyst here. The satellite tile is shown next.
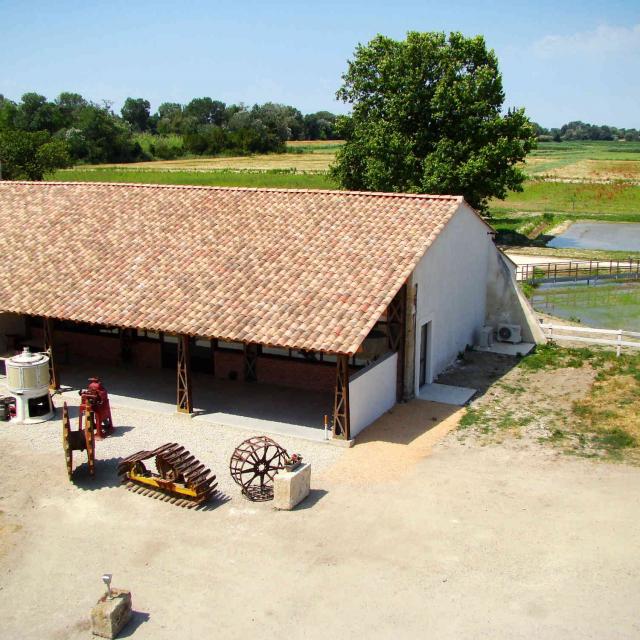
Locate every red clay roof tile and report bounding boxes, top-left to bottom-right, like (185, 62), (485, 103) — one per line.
(0, 181), (462, 354)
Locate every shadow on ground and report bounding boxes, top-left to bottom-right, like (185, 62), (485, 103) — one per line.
(356, 401), (460, 447)
(56, 359), (332, 431)
(119, 611), (150, 638)
(435, 351), (521, 400)
(72, 457), (123, 490)
(295, 488), (328, 510)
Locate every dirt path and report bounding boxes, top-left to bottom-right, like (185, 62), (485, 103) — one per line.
(1, 405), (640, 639)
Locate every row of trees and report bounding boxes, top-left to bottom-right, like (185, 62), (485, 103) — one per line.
(121, 96), (337, 141)
(533, 121), (640, 142)
(0, 92), (339, 179)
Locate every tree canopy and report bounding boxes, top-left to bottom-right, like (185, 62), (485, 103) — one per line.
(331, 32), (537, 212)
(0, 91), (341, 178)
(0, 130), (71, 180)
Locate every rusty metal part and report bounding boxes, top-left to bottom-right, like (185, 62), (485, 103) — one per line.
(229, 436), (288, 501)
(62, 402), (95, 479)
(79, 379), (113, 439)
(117, 443), (217, 507)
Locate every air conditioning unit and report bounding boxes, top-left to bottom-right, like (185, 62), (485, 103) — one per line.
(497, 324), (522, 344)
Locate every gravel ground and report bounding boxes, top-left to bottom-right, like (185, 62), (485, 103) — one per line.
(0, 387), (344, 500)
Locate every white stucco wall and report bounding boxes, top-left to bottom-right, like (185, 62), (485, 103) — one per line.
(412, 204), (492, 392)
(485, 250), (546, 344)
(348, 352), (397, 438)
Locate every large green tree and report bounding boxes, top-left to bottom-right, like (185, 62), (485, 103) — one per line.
(121, 97), (151, 132)
(331, 32), (536, 212)
(0, 130), (71, 180)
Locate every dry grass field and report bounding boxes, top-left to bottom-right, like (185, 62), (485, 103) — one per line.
(542, 159), (640, 182)
(80, 152), (335, 172)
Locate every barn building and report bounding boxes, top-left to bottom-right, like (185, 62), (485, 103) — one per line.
(0, 182), (541, 440)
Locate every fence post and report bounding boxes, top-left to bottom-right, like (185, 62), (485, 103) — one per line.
(617, 330), (622, 358)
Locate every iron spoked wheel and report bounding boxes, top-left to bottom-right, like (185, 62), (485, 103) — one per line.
(229, 436), (288, 501)
(84, 412), (95, 477)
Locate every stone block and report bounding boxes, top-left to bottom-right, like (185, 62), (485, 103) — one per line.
(91, 589), (132, 639)
(274, 463), (311, 510)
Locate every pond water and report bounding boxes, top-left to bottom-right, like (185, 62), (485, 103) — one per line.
(532, 281), (640, 331)
(547, 222), (640, 251)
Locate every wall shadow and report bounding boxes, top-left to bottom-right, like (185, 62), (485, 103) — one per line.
(355, 401), (460, 447)
(435, 351), (521, 399)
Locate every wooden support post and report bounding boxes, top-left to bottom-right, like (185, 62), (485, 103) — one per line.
(387, 285), (407, 402)
(403, 281), (417, 402)
(244, 343), (258, 382)
(177, 334), (193, 414)
(43, 317), (59, 391)
(211, 339), (218, 377)
(332, 354), (350, 439)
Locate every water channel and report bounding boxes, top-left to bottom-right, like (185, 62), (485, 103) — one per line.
(532, 281), (640, 331)
(547, 222), (640, 251)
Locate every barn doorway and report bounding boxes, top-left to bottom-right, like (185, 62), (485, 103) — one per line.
(419, 321), (431, 387)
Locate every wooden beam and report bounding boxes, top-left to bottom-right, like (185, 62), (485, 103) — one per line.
(43, 317), (59, 391)
(244, 343), (258, 382)
(387, 285), (407, 401)
(332, 354), (350, 439)
(403, 281), (418, 402)
(177, 334), (193, 413)
(211, 339), (218, 376)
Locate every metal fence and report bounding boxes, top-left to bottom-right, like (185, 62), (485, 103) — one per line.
(517, 259), (640, 284)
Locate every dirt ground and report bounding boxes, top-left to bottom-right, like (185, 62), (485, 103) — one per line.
(1, 361), (640, 639)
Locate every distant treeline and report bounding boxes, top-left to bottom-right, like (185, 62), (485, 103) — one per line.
(0, 92), (339, 178)
(533, 121), (640, 142)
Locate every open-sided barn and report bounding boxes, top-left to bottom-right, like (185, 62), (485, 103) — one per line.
(0, 181), (541, 440)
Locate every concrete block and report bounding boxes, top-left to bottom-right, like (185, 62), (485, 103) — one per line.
(91, 589), (132, 639)
(274, 463), (311, 510)
(328, 437), (355, 448)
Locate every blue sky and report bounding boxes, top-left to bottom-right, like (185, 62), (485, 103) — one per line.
(1, 0), (638, 127)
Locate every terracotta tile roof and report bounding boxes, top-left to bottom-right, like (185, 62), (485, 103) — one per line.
(0, 182), (463, 354)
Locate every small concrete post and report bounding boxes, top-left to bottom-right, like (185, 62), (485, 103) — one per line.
(91, 578), (132, 639)
(274, 463), (311, 510)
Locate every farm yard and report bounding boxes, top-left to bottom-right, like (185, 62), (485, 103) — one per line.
(3, 3), (640, 638)
(1, 346), (640, 639)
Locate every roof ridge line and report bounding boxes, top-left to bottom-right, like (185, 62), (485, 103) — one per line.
(2, 180), (464, 202)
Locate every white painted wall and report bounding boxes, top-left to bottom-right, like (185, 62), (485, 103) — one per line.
(485, 250), (546, 344)
(348, 352), (397, 438)
(412, 204), (492, 392)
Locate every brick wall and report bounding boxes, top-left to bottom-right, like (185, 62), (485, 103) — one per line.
(213, 350), (244, 381)
(30, 324), (349, 393)
(131, 341), (161, 368)
(256, 356), (337, 392)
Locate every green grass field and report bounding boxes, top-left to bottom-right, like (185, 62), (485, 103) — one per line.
(491, 181), (640, 216)
(52, 167), (338, 190)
